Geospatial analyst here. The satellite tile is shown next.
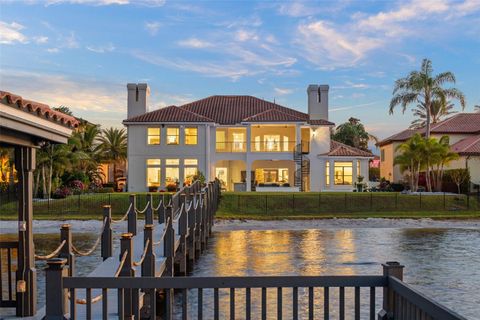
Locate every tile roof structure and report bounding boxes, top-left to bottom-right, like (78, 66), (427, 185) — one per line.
(124, 95), (335, 126)
(0, 90), (79, 128)
(450, 134), (480, 156)
(377, 113), (480, 146)
(125, 105), (214, 123)
(326, 140), (374, 157)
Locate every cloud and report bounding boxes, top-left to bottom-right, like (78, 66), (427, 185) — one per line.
(274, 87), (293, 95)
(86, 43), (115, 53)
(296, 20), (383, 68)
(177, 38), (212, 48)
(0, 21), (28, 44)
(235, 29), (259, 42)
(46, 47), (59, 53)
(33, 36), (49, 44)
(44, 0), (165, 6)
(144, 21), (161, 36)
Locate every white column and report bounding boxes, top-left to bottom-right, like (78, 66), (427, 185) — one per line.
(329, 159), (334, 190)
(295, 124), (301, 146)
(246, 161), (252, 192)
(352, 159), (357, 187)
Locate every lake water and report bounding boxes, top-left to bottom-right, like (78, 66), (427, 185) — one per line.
(1, 219), (479, 319)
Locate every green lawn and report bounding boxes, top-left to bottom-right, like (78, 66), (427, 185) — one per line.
(0, 191), (478, 220)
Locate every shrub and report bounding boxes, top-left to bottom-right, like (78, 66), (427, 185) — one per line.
(96, 187), (114, 193)
(390, 183), (405, 192)
(166, 183), (177, 192)
(103, 182), (115, 188)
(52, 186), (72, 199)
(69, 180), (85, 195)
(88, 179), (103, 193)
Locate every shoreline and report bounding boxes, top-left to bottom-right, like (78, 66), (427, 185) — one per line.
(1, 218), (479, 235)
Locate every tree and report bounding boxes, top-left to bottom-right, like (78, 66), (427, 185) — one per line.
(52, 106), (74, 116)
(68, 123), (103, 182)
(331, 117), (377, 151)
(475, 105), (480, 113)
(450, 169), (469, 194)
(98, 127), (127, 181)
(390, 58), (466, 138)
(409, 100), (457, 129)
(394, 134), (425, 191)
(430, 136), (459, 191)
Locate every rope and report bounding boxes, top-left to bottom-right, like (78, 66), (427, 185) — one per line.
(133, 239), (150, 267)
(70, 218), (107, 256)
(153, 225), (169, 245)
(152, 199), (164, 212)
(114, 251), (129, 277)
(111, 203), (132, 223)
(35, 240), (67, 260)
(135, 201), (150, 214)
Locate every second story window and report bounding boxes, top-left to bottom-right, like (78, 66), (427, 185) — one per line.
(147, 128), (160, 145)
(185, 127), (198, 145)
(166, 127), (179, 145)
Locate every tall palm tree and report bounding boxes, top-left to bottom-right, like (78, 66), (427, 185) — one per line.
(390, 58), (466, 138)
(69, 123), (102, 180)
(99, 127), (127, 180)
(409, 100), (457, 129)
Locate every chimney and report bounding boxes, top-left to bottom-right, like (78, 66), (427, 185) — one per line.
(307, 84), (329, 121)
(127, 83), (150, 119)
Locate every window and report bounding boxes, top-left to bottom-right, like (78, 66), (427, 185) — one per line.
(147, 128), (160, 145)
(216, 130), (226, 151)
(264, 135), (281, 151)
(185, 127), (198, 145)
(165, 167), (179, 185)
(325, 162), (330, 186)
(184, 159), (198, 166)
(279, 168), (289, 183)
(166, 159), (179, 165)
(166, 127), (179, 145)
(380, 149), (385, 161)
(232, 133), (245, 152)
(184, 167), (197, 184)
(334, 161), (353, 185)
(146, 159), (161, 187)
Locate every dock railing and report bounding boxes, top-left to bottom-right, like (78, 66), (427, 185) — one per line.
(43, 260), (467, 320)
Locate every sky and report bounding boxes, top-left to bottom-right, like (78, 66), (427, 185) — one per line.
(1, 0), (479, 140)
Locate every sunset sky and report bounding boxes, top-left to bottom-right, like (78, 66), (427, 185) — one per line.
(1, 0), (479, 140)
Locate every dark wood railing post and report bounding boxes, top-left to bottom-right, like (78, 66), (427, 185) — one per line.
(44, 258), (68, 320)
(128, 194), (137, 236)
(145, 194), (153, 225)
(158, 195), (166, 224)
(119, 232), (137, 319)
(101, 205), (113, 260)
(379, 261), (404, 320)
(164, 206), (174, 277)
(59, 224), (75, 277)
(142, 224), (155, 277)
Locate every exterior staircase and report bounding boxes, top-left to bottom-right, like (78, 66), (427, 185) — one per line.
(293, 142), (310, 191)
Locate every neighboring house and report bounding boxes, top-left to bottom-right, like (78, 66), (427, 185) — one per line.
(377, 113), (480, 187)
(123, 83), (373, 192)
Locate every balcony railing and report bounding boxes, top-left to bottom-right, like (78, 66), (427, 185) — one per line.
(216, 141), (297, 153)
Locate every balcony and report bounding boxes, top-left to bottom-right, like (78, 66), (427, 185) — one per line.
(215, 141), (297, 153)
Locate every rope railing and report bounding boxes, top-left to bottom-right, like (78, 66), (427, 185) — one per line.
(111, 203), (132, 224)
(135, 201), (150, 214)
(114, 250), (129, 278)
(35, 240), (66, 260)
(71, 218), (108, 257)
(173, 203), (184, 222)
(133, 239), (150, 267)
(153, 221), (170, 246)
(152, 198), (164, 212)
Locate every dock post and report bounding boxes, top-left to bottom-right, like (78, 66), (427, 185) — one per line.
(119, 233), (138, 319)
(101, 205), (113, 260)
(175, 201), (188, 276)
(379, 261), (404, 320)
(145, 194), (153, 225)
(142, 225), (156, 277)
(187, 195), (196, 266)
(201, 191), (208, 250)
(128, 194), (137, 236)
(44, 258), (68, 320)
(158, 195), (166, 224)
(59, 224), (75, 277)
(164, 206), (175, 277)
(194, 194), (202, 259)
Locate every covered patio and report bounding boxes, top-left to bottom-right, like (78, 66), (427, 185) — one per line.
(0, 91), (78, 317)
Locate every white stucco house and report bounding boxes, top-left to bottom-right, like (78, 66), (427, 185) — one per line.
(123, 83), (373, 192)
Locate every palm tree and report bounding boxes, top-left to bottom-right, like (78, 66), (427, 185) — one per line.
(99, 127), (127, 181)
(390, 58), (466, 138)
(69, 123), (102, 181)
(430, 136), (459, 191)
(394, 134), (425, 191)
(332, 117), (378, 151)
(409, 100), (457, 129)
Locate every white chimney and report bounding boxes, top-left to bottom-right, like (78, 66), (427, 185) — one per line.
(127, 83), (150, 119)
(307, 84), (329, 121)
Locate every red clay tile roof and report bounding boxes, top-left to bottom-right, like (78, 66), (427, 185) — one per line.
(328, 140), (374, 157)
(125, 105), (214, 123)
(308, 119), (336, 125)
(450, 134), (480, 156)
(0, 90), (79, 128)
(124, 95), (335, 125)
(242, 108), (305, 122)
(377, 113), (480, 146)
